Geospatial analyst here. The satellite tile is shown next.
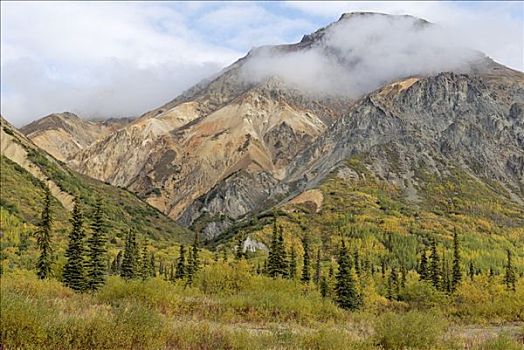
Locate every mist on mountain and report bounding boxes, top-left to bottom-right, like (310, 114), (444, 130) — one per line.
(240, 13), (484, 97)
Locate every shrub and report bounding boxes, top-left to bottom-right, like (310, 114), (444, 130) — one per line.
(374, 310), (448, 350)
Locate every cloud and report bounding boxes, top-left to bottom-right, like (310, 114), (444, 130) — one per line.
(1, 1), (521, 127)
(0, 2), (242, 126)
(240, 13), (484, 98)
(283, 1), (524, 71)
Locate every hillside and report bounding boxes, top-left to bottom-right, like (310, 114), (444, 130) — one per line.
(1, 116), (192, 250)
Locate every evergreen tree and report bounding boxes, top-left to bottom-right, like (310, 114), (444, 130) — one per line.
(381, 259), (386, 279)
(429, 238), (441, 289)
(120, 231), (138, 280)
(387, 266), (399, 300)
(186, 234), (200, 286)
(320, 276), (329, 298)
(418, 250), (429, 281)
(504, 249), (516, 291)
(86, 199), (107, 291)
(451, 230), (462, 291)
(335, 241), (359, 310)
(328, 264), (334, 278)
(288, 245), (297, 279)
(235, 236), (244, 260)
(36, 187), (53, 279)
(175, 245), (186, 279)
(314, 248), (321, 285)
(62, 199), (87, 291)
(222, 248), (228, 263)
(301, 234), (311, 283)
(468, 261), (475, 281)
(277, 226), (288, 277)
(267, 219), (280, 277)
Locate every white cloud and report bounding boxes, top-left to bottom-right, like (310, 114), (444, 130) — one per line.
(284, 1), (524, 71)
(0, 2), (242, 126)
(240, 14), (484, 97)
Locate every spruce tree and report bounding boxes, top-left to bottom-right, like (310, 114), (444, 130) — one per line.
(320, 276), (329, 298)
(62, 199), (87, 291)
(468, 261), (475, 281)
(120, 231), (137, 280)
(36, 187), (53, 279)
(418, 250), (429, 281)
(451, 230), (462, 291)
(335, 241), (359, 310)
(175, 245), (186, 279)
(235, 236), (244, 260)
(86, 198), (107, 291)
(387, 266), (399, 300)
(110, 251), (122, 275)
(289, 245), (297, 279)
(277, 226), (288, 277)
(267, 219), (279, 277)
(504, 249), (516, 291)
(314, 248), (321, 285)
(301, 234), (311, 283)
(186, 234), (200, 286)
(442, 255), (451, 293)
(429, 238), (441, 289)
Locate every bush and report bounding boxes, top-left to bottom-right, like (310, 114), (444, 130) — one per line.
(477, 334), (524, 350)
(374, 311), (448, 349)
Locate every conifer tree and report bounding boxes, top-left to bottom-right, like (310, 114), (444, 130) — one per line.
(328, 264), (334, 278)
(213, 250), (219, 262)
(489, 266), (495, 279)
(418, 250), (429, 281)
(186, 234), (200, 285)
(504, 249), (516, 291)
(314, 249), (321, 285)
(277, 226), (288, 277)
(468, 261), (475, 281)
(222, 248), (228, 263)
(86, 199), (107, 291)
(387, 266), (399, 300)
(62, 199), (87, 291)
(451, 230), (462, 291)
(335, 241), (359, 310)
(36, 187), (53, 279)
(267, 219), (280, 277)
(289, 245), (297, 279)
(175, 245), (186, 279)
(320, 276), (329, 298)
(121, 231), (137, 280)
(429, 238), (441, 289)
(301, 234), (311, 283)
(235, 236), (244, 260)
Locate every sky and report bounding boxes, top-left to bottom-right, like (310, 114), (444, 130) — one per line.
(1, 1), (523, 126)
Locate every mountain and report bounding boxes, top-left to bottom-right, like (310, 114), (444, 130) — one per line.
(20, 112), (131, 161)
(21, 12), (524, 240)
(1, 116), (191, 242)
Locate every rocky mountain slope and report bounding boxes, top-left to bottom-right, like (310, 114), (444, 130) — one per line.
(20, 12), (524, 240)
(21, 112), (131, 161)
(1, 117), (191, 242)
